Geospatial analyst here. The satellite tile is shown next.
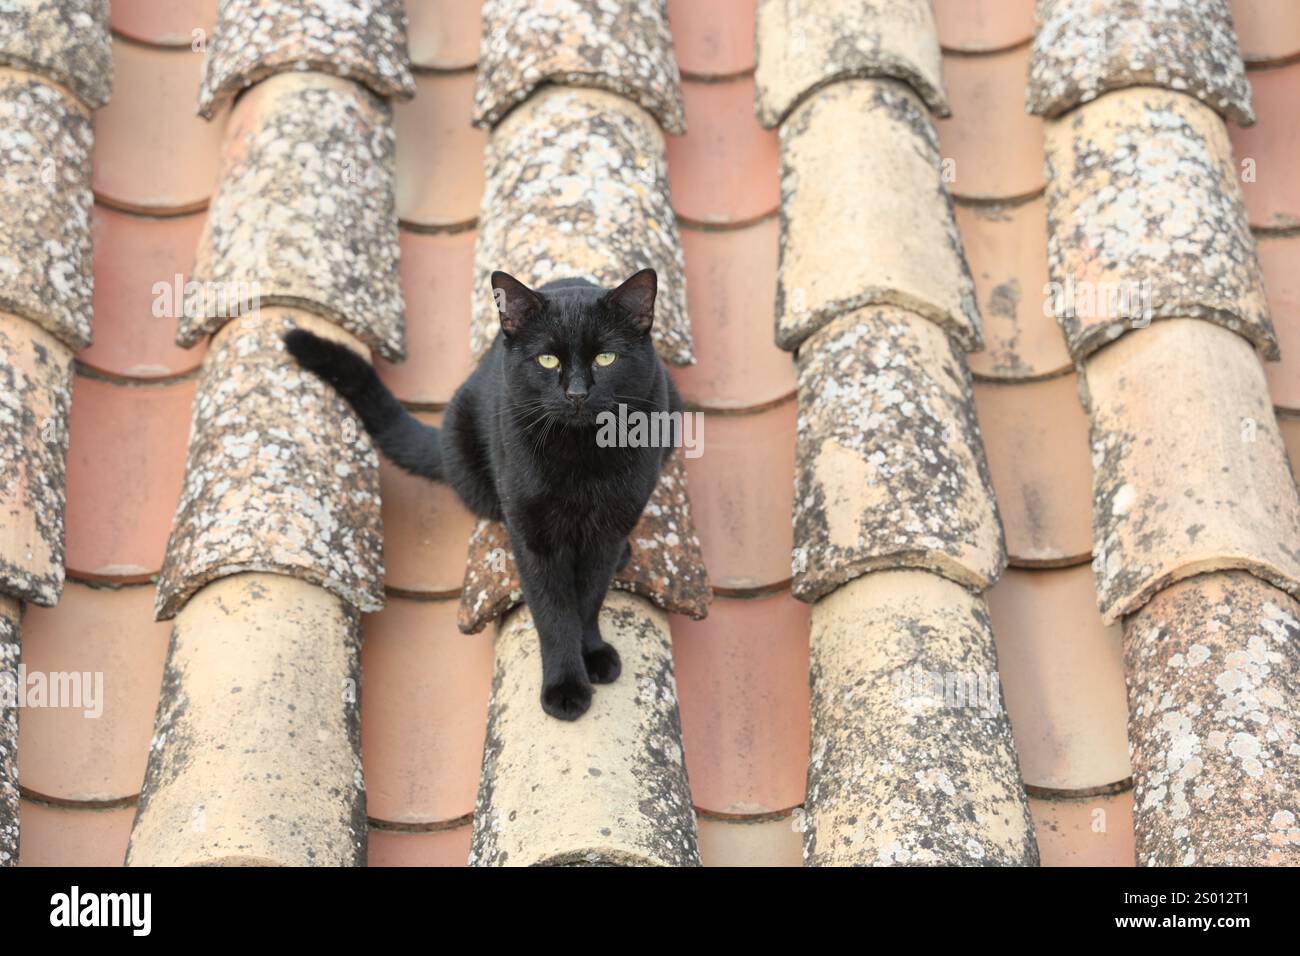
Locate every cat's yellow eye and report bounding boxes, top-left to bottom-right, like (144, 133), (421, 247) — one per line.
(536, 354), (560, 369)
(594, 352), (617, 367)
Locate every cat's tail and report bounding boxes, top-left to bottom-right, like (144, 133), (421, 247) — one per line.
(283, 329), (443, 481)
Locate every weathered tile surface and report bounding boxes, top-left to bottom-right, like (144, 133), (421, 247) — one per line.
(471, 85), (693, 366)
(0, 314), (73, 607)
(0, 71), (94, 352)
(155, 310), (385, 621)
(183, 72), (406, 361)
(754, 0), (948, 127)
(1083, 320), (1300, 624)
(1044, 88), (1274, 361)
(459, 452), (710, 633)
(196, 0), (414, 119)
(791, 308), (1005, 603)
(803, 570), (1038, 866)
(776, 80), (980, 354)
(470, 592), (699, 866)
(0, 595), (17, 866)
(474, 0), (685, 134)
(0, 0), (111, 109)
(1124, 571), (1300, 866)
(128, 573), (365, 866)
(1028, 0), (1254, 126)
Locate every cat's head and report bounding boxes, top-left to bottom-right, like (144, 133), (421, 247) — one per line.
(490, 269), (659, 427)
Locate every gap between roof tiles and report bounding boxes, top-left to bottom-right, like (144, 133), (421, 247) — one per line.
(695, 805), (802, 824)
(399, 217), (478, 236)
(367, 811), (474, 834)
(93, 193), (210, 219)
(73, 360), (202, 389)
(382, 584), (462, 602)
(710, 581), (793, 600)
(677, 66), (757, 85)
(676, 208), (780, 233)
(940, 36), (1035, 58)
(1006, 553), (1094, 571)
(410, 63), (478, 77)
(952, 189), (1047, 212)
(1024, 778), (1135, 801)
(681, 389), (796, 417)
(18, 787), (138, 812)
(970, 363), (1078, 387)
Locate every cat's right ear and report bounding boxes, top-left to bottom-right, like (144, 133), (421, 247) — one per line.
(491, 271), (542, 336)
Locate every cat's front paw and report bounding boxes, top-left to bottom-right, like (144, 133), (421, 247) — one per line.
(541, 673), (593, 721)
(583, 641), (621, 684)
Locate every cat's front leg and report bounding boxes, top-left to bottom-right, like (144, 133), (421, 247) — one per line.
(512, 535), (593, 720)
(576, 541), (627, 685)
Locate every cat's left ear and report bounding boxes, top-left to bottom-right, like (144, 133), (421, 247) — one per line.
(607, 268), (657, 333)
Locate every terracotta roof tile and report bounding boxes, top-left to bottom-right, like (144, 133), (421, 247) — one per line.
(182, 71), (407, 361)
(1043, 87), (1275, 361)
(459, 453), (711, 632)
(1123, 570), (1300, 865)
(775, 80), (981, 354)
(973, 374), (1093, 566)
(195, 0), (415, 120)
(1230, 60), (1300, 231)
(91, 39), (222, 215)
(361, 596), (491, 825)
(469, 594), (699, 866)
(697, 814), (803, 866)
(1256, 234), (1300, 411)
(110, 0), (218, 48)
(379, 411), (474, 596)
(803, 570), (1037, 865)
(472, 0), (685, 134)
(0, 0), (111, 110)
(0, 314), (73, 605)
(667, 76), (778, 225)
(1281, 413), (1300, 476)
(987, 566), (1130, 790)
(470, 85), (694, 367)
(84, 206), (207, 379)
(674, 219), (794, 410)
(671, 592), (809, 814)
(394, 70), (485, 228)
(17, 800), (133, 867)
(0, 595), (16, 865)
(667, 0), (756, 78)
(378, 228), (475, 408)
(932, 0), (1036, 54)
(754, 0), (949, 126)
(935, 45), (1044, 201)
(155, 311), (385, 620)
(1028, 0), (1255, 126)
(1083, 319), (1300, 624)
(407, 0), (482, 71)
(1028, 792), (1135, 866)
(0, 71), (94, 353)
(956, 198), (1070, 380)
(682, 402), (796, 592)
(1229, 0), (1300, 66)
(63, 374), (192, 582)
(17, 582), (168, 801)
(127, 573), (365, 866)
(791, 308), (1005, 602)
(368, 823), (471, 867)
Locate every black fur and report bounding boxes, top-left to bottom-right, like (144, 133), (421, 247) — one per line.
(284, 269), (680, 720)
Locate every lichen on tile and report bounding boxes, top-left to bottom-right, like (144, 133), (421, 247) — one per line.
(775, 80), (981, 354)
(0, 72), (94, 352)
(458, 452), (711, 634)
(182, 72), (406, 361)
(0, 314), (73, 607)
(1124, 571), (1300, 866)
(791, 307), (1005, 602)
(1044, 88), (1273, 361)
(155, 310), (385, 621)
(471, 85), (693, 366)
(1028, 0), (1254, 126)
(0, 0), (111, 110)
(754, 0), (949, 128)
(197, 0), (415, 119)
(0, 597), (19, 867)
(474, 0), (685, 134)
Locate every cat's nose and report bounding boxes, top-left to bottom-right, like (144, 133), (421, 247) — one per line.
(566, 379), (588, 407)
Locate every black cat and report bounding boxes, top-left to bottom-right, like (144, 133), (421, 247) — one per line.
(284, 269), (680, 721)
